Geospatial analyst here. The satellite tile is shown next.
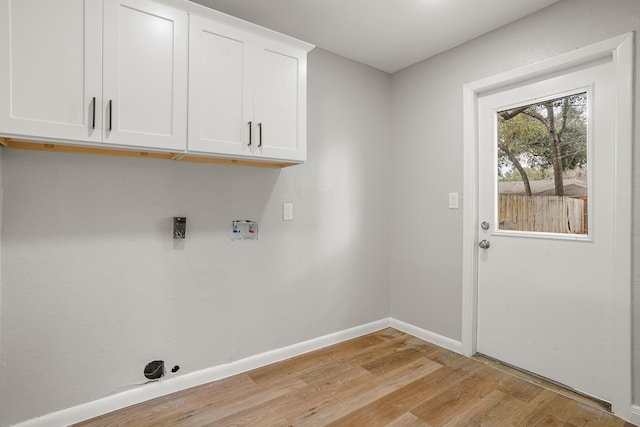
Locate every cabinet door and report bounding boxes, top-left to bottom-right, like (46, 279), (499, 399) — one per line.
(103, 0), (187, 151)
(0, 0), (102, 142)
(188, 16), (253, 157)
(253, 39), (307, 162)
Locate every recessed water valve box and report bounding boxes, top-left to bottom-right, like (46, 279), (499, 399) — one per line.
(174, 217), (186, 239)
(231, 220), (258, 241)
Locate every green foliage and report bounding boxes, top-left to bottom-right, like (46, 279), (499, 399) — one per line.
(498, 113), (547, 170)
(497, 93), (587, 184)
(500, 167), (550, 182)
(557, 100), (588, 170)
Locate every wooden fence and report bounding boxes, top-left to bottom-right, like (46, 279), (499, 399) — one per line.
(498, 194), (587, 234)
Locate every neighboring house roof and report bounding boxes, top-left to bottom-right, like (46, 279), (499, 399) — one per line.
(498, 179), (587, 197)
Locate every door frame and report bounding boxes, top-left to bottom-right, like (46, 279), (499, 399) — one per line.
(461, 33), (633, 419)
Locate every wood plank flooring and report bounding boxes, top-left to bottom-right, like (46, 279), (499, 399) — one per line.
(75, 328), (635, 426)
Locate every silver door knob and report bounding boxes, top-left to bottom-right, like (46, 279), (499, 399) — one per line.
(479, 240), (491, 249)
(481, 221), (490, 230)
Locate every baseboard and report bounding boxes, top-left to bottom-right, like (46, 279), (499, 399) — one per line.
(13, 318), (391, 427)
(13, 318), (464, 427)
(390, 318), (463, 354)
(631, 404), (640, 425)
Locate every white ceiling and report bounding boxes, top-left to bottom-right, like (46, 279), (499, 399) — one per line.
(190, 0), (560, 73)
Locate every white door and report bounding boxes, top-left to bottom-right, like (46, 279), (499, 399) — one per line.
(188, 16), (252, 157)
(253, 40), (307, 162)
(0, 0), (102, 142)
(103, 0), (187, 151)
(476, 58), (615, 401)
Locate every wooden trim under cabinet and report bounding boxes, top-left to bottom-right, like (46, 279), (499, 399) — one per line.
(0, 138), (299, 169)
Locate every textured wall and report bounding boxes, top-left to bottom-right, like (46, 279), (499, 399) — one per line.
(390, 0), (639, 402)
(0, 48), (391, 426)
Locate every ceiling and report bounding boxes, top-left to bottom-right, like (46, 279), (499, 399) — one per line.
(190, 0), (560, 74)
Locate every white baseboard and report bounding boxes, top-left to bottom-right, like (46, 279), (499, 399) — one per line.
(390, 318), (463, 354)
(631, 404), (640, 425)
(13, 318), (465, 427)
(13, 319), (391, 427)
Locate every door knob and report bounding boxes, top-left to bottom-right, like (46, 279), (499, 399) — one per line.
(481, 221), (490, 230)
(479, 240), (491, 249)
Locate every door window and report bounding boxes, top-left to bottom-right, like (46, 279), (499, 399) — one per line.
(496, 92), (588, 235)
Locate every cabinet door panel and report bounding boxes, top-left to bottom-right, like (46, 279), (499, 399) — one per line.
(254, 42), (306, 161)
(103, 0), (187, 151)
(188, 17), (251, 156)
(0, 0), (101, 141)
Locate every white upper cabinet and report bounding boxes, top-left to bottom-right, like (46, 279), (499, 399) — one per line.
(253, 39), (307, 162)
(188, 15), (309, 162)
(0, 0), (102, 142)
(103, 0), (188, 151)
(188, 16), (252, 157)
(0, 0), (311, 163)
(0, 0), (187, 151)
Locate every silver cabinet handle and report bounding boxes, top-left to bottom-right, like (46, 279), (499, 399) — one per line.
(258, 122), (262, 147)
(479, 240), (491, 249)
(248, 121), (252, 146)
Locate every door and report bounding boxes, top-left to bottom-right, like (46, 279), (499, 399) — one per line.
(188, 16), (252, 157)
(476, 58), (615, 401)
(102, 0), (187, 151)
(253, 40), (307, 162)
(0, 0), (102, 142)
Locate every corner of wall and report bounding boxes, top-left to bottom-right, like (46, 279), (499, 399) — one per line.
(631, 405), (640, 425)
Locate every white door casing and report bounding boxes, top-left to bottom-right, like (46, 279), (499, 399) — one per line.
(462, 33), (633, 419)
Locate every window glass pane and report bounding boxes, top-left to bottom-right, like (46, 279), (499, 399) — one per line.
(497, 93), (588, 234)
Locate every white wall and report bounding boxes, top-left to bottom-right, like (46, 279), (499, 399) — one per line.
(0, 48), (391, 426)
(2, 1), (639, 425)
(390, 0), (639, 404)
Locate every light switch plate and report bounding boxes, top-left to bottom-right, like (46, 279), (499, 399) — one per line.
(448, 192), (459, 209)
(283, 203), (294, 221)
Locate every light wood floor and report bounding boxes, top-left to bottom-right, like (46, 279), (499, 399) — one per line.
(76, 328), (635, 426)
